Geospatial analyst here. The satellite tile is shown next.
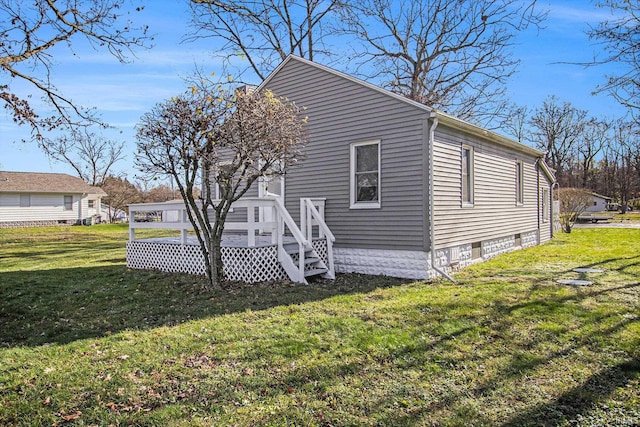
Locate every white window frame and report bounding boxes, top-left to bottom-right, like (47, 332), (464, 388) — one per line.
(88, 199), (95, 209)
(350, 140), (381, 209)
(542, 188), (550, 223)
(20, 194), (31, 207)
(63, 195), (73, 211)
(516, 160), (524, 205)
(461, 145), (474, 207)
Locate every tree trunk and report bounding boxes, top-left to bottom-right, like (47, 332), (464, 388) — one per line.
(210, 236), (225, 288)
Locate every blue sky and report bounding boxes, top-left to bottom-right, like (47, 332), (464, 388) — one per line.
(0, 1), (628, 178)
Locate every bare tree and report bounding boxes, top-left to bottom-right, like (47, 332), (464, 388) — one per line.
(146, 184), (178, 202)
(0, 0), (151, 141)
(557, 187), (593, 233)
(501, 103), (531, 142)
(529, 96), (588, 186)
(136, 85), (308, 288)
(588, 1), (640, 117)
(610, 119), (639, 212)
(577, 119), (609, 189)
(101, 175), (142, 222)
(46, 130), (126, 186)
(338, 0), (546, 126)
(187, 0), (341, 81)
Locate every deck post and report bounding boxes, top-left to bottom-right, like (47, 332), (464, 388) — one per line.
(247, 200), (256, 247)
(271, 202), (278, 245)
(300, 199), (307, 240)
(180, 206), (188, 245)
(128, 207), (135, 241)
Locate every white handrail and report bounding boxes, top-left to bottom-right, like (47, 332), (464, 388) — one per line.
(272, 198), (308, 246)
(272, 197), (308, 283)
(300, 198), (335, 279)
(301, 198), (335, 242)
(128, 198), (281, 245)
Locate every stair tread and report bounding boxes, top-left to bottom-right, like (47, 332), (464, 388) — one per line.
(285, 247), (315, 255)
(304, 267), (328, 277)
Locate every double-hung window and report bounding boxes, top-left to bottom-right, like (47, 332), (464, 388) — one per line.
(20, 194), (30, 207)
(461, 145), (474, 206)
(63, 195), (73, 211)
(350, 140), (380, 209)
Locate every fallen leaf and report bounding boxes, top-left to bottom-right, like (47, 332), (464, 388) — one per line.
(63, 410), (82, 421)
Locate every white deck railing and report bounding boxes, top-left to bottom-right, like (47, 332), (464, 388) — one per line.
(129, 197), (291, 244)
(301, 198), (335, 279)
(128, 197), (334, 283)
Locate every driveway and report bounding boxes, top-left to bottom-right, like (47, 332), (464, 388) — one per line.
(573, 221), (640, 229)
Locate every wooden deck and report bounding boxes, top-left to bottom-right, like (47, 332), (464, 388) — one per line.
(126, 197), (335, 284)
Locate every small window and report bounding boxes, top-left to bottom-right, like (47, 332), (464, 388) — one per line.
(64, 195), (73, 211)
(20, 194), (31, 207)
(88, 200), (95, 209)
(515, 233), (522, 247)
(350, 140), (380, 209)
(542, 188), (550, 222)
(461, 145), (474, 206)
(472, 242), (482, 259)
(516, 160), (524, 205)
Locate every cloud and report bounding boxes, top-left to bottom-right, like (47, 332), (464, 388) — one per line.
(549, 4), (617, 25)
(66, 48), (223, 69)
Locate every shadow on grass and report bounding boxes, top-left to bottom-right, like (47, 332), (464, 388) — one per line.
(500, 358), (640, 427)
(0, 265), (410, 348)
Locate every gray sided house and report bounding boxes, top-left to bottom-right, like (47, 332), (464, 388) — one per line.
(258, 55), (555, 279)
(0, 171), (106, 228)
(126, 55), (555, 282)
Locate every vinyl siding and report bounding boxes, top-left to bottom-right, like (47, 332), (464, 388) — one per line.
(538, 170), (553, 243)
(432, 125), (540, 249)
(265, 59), (429, 251)
(0, 192), (85, 223)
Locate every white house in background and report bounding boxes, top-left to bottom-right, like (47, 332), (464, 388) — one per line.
(0, 171), (107, 228)
(585, 193), (612, 213)
(101, 205), (127, 223)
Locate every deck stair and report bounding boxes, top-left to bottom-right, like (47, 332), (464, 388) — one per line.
(283, 241), (329, 279)
(273, 197), (335, 284)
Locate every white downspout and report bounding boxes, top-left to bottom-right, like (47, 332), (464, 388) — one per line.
(428, 113), (456, 282)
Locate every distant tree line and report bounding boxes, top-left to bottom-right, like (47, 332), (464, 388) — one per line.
(502, 96), (640, 210)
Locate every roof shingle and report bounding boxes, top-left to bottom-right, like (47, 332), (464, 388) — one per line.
(0, 171), (107, 196)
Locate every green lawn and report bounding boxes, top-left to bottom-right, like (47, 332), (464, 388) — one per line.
(0, 225), (638, 426)
(614, 211), (640, 222)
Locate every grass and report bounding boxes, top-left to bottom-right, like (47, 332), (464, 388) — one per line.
(0, 224), (638, 426)
(613, 211), (640, 222)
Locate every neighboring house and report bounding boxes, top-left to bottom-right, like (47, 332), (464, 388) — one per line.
(0, 171), (107, 228)
(127, 55), (555, 281)
(585, 193), (611, 213)
(101, 205), (127, 223)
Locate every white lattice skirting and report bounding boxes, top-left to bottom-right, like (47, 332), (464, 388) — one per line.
(126, 239), (330, 283)
(127, 240), (289, 283)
